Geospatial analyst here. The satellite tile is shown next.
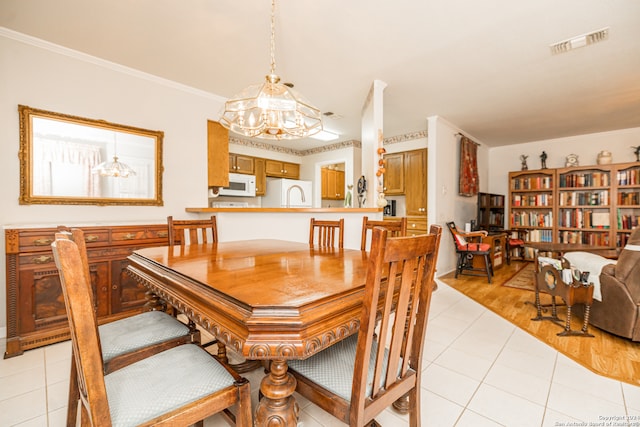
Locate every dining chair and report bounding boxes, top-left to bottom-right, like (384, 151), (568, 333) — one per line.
(309, 217), (344, 248)
(360, 216), (407, 251)
(167, 215), (218, 245)
(167, 215), (224, 350)
(289, 225), (442, 427)
(58, 229), (199, 427)
(446, 221), (493, 283)
(52, 234), (252, 427)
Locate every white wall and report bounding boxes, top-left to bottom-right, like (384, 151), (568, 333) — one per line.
(427, 116), (490, 277)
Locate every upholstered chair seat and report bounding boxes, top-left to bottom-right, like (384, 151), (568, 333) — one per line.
(99, 311), (191, 362)
(105, 344), (240, 426)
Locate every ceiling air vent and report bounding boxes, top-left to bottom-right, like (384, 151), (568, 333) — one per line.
(323, 111), (344, 120)
(549, 27), (609, 55)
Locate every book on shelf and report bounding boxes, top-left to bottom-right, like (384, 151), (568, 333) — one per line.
(559, 171), (609, 188)
(617, 169), (640, 186)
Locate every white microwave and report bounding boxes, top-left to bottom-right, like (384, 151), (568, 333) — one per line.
(217, 173), (256, 197)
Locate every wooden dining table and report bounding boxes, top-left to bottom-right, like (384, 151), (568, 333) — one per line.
(126, 239), (371, 427)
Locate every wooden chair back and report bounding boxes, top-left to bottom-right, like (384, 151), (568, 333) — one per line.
(445, 221), (487, 251)
(168, 215), (218, 245)
(52, 236), (112, 424)
(349, 225), (441, 425)
(309, 218), (344, 248)
(291, 226), (442, 426)
(360, 216), (407, 251)
(52, 234), (252, 427)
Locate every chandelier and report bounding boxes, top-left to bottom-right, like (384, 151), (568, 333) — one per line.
(219, 0), (322, 140)
(92, 133), (136, 178)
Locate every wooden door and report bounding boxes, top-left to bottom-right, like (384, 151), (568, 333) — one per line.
(283, 162), (300, 179)
(255, 158), (266, 196)
(234, 155), (255, 174)
(265, 160), (284, 176)
(326, 170), (337, 199)
(207, 120), (229, 187)
(384, 152), (405, 195)
(405, 149), (427, 216)
(110, 257), (148, 313)
(321, 168), (328, 198)
(335, 170), (345, 199)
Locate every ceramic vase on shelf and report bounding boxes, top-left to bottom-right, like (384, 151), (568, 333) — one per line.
(597, 150), (612, 165)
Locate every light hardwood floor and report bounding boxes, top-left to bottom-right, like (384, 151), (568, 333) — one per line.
(439, 260), (640, 386)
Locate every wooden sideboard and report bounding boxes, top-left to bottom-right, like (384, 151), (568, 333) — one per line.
(4, 223), (170, 358)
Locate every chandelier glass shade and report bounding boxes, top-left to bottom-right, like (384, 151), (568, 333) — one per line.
(92, 133), (136, 178)
(92, 156), (136, 178)
(219, 0), (322, 140)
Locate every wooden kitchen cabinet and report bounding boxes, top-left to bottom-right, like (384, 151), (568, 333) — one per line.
(406, 216), (428, 236)
(405, 148), (427, 217)
(254, 158), (266, 196)
(265, 160), (300, 179)
(228, 153), (255, 174)
(383, 152), (405, 195)
(321, 168), (345, 200)
(207, 120), (230, 187)
(4, 223), (170, 358)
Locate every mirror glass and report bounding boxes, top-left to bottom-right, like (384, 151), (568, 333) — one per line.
(19, 105), (163, 205)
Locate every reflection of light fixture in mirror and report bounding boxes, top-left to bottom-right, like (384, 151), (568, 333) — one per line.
(92, 133), (136, 178)
(219, 0), (322, 140)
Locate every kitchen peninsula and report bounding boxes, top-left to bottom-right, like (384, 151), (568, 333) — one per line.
(186, 207), (382, 250)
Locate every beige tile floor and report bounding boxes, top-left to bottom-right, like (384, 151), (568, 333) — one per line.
(2, 280), (640, 427)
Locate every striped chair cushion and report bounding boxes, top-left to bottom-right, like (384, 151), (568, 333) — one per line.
(105, 344), (235, 427)
(99, 311), (190, 362)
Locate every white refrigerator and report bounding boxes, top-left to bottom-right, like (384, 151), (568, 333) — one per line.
(262, 178), (313, 207)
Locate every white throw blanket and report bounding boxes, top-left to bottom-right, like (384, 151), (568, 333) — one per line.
(563, 252), (617, 302)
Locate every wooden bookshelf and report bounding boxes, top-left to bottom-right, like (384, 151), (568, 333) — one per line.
(508, 169), (555, 246)
(556, 164), (612, 247)
(508, 162), (640, 249)
(477, 192), (505, 231)
(614, 162), (640, 247)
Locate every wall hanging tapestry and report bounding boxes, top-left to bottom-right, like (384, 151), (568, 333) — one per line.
(459, 135), (479, 196)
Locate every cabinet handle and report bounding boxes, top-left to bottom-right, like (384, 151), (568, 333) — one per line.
(33, 238), (53, 246)
(112, 285), (118, 290)
(411, 224), (416, 228)
(32, 255), (53, 264)
(156, 231), (168, 238)
(122, 233), (137, 240)
(85, 235), (99, 243)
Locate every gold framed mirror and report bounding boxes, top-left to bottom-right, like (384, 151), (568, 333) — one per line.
(19, 105), (163, 206)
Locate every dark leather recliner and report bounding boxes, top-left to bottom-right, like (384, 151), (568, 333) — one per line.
(576, 227), (640, 341)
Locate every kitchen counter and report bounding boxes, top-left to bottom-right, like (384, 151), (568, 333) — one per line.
(184, 207), (383, 249)
(186, 207), (382, 213)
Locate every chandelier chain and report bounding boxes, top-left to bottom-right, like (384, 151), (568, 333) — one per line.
(269, 0), (276, 76)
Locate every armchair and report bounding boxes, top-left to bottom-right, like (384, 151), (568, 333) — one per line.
(564, 227), (640, 341)
(446, 221), (493, 283)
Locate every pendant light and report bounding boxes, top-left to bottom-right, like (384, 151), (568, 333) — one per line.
(219, 0), (322, 140)
(92, 133), (136, 178)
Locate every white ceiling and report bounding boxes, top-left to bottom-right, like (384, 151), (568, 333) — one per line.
(1, 0), (639, 149)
